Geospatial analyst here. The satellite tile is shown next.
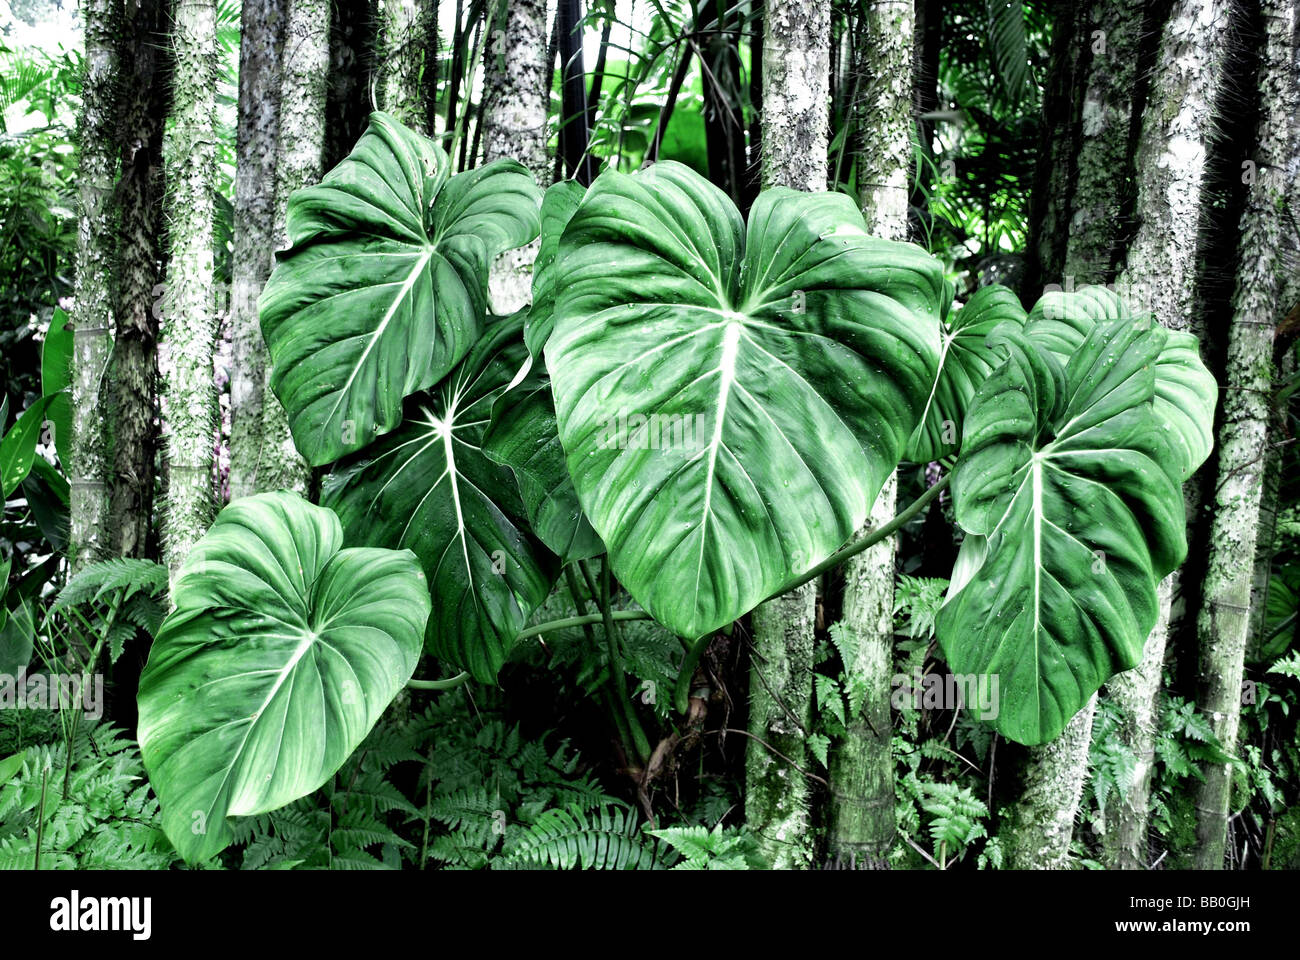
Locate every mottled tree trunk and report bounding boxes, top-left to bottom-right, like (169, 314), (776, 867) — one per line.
(380, 0), (435, 134)
(228, 0), (286, 500)
(1003, 694), (1098, 869)
(1193, 0), (1298, 869)
(110, 0), (169, 561)
(160, 0), (220, 575)
(826, 0), (912, 865)
(744, 0), (829, 870)
(480, 0), (549, 314)
(257, 0), (329, 495)
(1003, 0), (1146, 870)
(69, 0), (120, 573)
(1104, 0), (1231, 870)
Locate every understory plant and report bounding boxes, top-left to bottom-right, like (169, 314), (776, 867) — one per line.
(133, 112), (1218, 864)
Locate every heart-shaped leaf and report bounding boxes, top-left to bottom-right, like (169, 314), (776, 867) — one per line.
(1025, 285), (1217, 482)
(937, 317), (1209, 744)
(260, 111), (543, 466)
(544, 161), (943, 639)
(323, 313), (558, 682)
(525, 179), (586, 358)
(136, 492), (430, 862)
(906, 283), (1027, 463)
(482, 364), (603, 564)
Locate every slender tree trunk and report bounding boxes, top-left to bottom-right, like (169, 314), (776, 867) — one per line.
(1004, 694), (1098, 869)
(256, 0), (329, 495)
(326, 0), (379, 169)
(1003, 0), (1146, 871)
(69, 0), (120, 574)
(160, 0), (220, 575)
(826, 0), (912, 866)
(1193, 0), (1298, 869)
(110, 0), (168, 561)
(1104, 0), (1231, 869)
(481, 0), (550, 314)
(228, 0), (286, 500)
(381, 0), (436, 135)
(1021, 0), (1088, 300)
(744, 0), (829, 871)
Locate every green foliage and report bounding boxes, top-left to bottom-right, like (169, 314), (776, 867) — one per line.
(546, 159), (943, 640)
(939, 290), (1217, 744)
(648, 823), (767, 869)
(0, 723), (177, 870)
(259, 111), (543, 466)
(136, 493), (430, 863)
(323, 312), (558, 683)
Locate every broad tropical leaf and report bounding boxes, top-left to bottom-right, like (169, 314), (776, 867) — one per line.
(482, 365), (603, 564)
(323, 313), (558, 682)
(545, 161), (943, 639)
(0, 395), (56, 498)
(525, 179), (586, 358)
(136, 492), (429, 862)
(906, 283), (1026, 463)
(937, 318), (1210, 744)
(41, 306), (72, 459)
(260, 111), (543, 466)
(1026, 285), (1217, 482)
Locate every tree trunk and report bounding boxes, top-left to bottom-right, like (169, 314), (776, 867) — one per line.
(1104, 0), (1231, 869)
(69, 0), (120, 574)
(110, 0), (168, 561)
(1193, 0), (1298, 869)
(826, 0), (912, 866)
(160, 0), (220, 575)
(1003, 0), (1146, 870)
(744, 0), (829, 871)
(1003, 694), (1098, 869)
(326, 0), (379, 169)
(481, 0), (550, 314)
(257, 0), (329, 496)
(380, 0), (435, 135)
(228, 0), (286, 501)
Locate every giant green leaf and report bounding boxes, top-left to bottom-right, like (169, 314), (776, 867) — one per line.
(482, 365), (603, 564)
(323, 313), (558, 682)
(936, 318), (1208, 744)
(136, 492), (430, 862)
(1025, 284), (1217, 482)
(260, 111), (543, 466)
(544, 161), (943, 639)
(906, 283), (1026, 463)
(525, 179), (586, 358)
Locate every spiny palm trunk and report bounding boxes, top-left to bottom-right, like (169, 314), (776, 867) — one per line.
(228, 0), (286, 500)
(744, 0), (829, 870)
(69, 0), (121, 574)
(826, 0), (912, 867)
(1193, 0), (1298, 869)
(1103, 0), (1231, 870)
(380, 0), (436, 135)
(480, 0), (550, 314)
(257, 0), (329, 496)
(110, 0), (169, 561)
(160, 0), (220, 575)
(1003, 694), (1098, 869)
